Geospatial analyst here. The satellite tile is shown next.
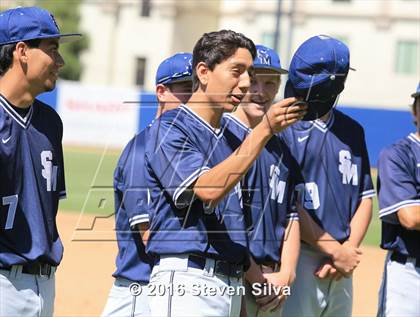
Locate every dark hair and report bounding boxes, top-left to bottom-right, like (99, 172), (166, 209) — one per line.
(192, 30), (256, 91)
(0, 39), (41, 76)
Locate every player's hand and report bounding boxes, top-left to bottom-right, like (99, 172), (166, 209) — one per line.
(315, 259), (344, 280)
(260, 98), (307, 135)
(256, 270), (294, 312)
(331, 242), (362, 277)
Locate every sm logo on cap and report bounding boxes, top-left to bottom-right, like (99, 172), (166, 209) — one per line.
(257, 49), (271, 66)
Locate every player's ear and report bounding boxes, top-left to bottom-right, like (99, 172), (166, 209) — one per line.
(195, 62), (209, 86)
(412, 99), (419, 126)
(14, 42), (29, 64)
(156, 84), (169, 102)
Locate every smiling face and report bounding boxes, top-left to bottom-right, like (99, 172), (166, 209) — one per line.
(203, 47), (254, 112)
(24, 38), (65, 94)
(242, 68), (280, 120)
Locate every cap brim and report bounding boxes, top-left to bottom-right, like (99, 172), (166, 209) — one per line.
(284, 80), (336, 121)
(284, 80), (296, 98)
(254, 65), (288, 74)
(411, 92), (420, 98)
(58, 34), (83, 43)
(158, 76), (192, 85)
(0, 33), (82, 46)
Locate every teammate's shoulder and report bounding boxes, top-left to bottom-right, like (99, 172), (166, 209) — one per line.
(222, 113), (249, 133)
(333, 109), (364, 131)
(150, 107), (185, 130)
(34, 99), (62, 121)
(378, 136), (414, 164)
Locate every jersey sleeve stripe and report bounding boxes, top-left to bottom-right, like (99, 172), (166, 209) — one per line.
(173, 166), (210, 207)
(59, 191), (67, 200)
(286, 212), (299, 219)
(129, 214), (149, 222)
(129, 215), (150, 227)
(379, 200), (420, 218)
(359, 190), (375, 199)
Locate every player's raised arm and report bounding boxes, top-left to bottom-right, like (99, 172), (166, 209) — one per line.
(193, 98), (306, 206)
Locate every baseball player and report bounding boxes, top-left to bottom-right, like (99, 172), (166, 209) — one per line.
(280, 35), (375, 317)
(222, 44), (301, 316)
(0, 6), (80, 317)
(144, 30), (307, 317)
(101, 52), (193, 317)
(376, 82), (420, 317)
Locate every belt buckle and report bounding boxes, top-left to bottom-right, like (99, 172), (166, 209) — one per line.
(39, 264), (52, 278)
(215, 261), (242, 278)
(232, 266), (243, 279)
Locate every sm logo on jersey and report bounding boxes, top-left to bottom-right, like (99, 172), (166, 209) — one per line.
(269, 165), (286, 204)
(234, 182), (243, 209)
(41, 150), (58, 192)
(338, 150), (358, 186)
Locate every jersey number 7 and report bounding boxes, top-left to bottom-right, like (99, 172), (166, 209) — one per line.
(2, 195), (18, 230)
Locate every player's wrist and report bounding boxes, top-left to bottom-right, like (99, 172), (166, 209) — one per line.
(328, 243), (343, 260)
(278, 267), (296, 285)
(254, 117), (275, 139)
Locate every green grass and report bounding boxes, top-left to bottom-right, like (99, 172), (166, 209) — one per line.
(61, 147), (381, 247)
(363, 195), (380, 247)
(61, 147), (120, 217)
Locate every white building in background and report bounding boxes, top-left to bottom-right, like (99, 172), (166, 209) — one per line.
(79, 0), (221, 91)
(2, 0), (418, 108)
(79, 0), (419, 109)
(217, 0), (420, 108)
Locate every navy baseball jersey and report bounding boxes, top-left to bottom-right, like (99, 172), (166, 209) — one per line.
(280, 109), (374, 242)
(222, 114), (299, 264)
(113, 129), (152, 283)
(145, 105), (249, 265)
(377, 133), (420, 258)
(0, 95), (66, 267)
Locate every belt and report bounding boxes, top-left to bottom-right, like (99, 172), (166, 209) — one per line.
(0, 262), (55, 277)
(155, 255), (244, 279)
(259, 261), (279, 272)
(390, 252), (420, 268)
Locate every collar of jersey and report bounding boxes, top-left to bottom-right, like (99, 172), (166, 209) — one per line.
(180, 104), (224, 138)
(408, 132), (420, 146)
(0, 95), (34, 129)
(312, 111), (335, 133)
(224, 113), (251, 133)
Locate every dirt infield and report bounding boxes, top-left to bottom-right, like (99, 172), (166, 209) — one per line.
(54, 211), (386, 317)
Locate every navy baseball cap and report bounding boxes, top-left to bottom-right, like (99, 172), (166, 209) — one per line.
(285, 35), (351, 120)
(0, 6), (81, 46)
(254, 44), (288, 74)
(411, 82), (420, 99)
(155, 53), (193, 85)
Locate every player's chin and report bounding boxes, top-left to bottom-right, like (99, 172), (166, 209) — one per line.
(44, 80), (57, 92)
(248, 103), (266, 115)
(223, 102), (238, 112)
